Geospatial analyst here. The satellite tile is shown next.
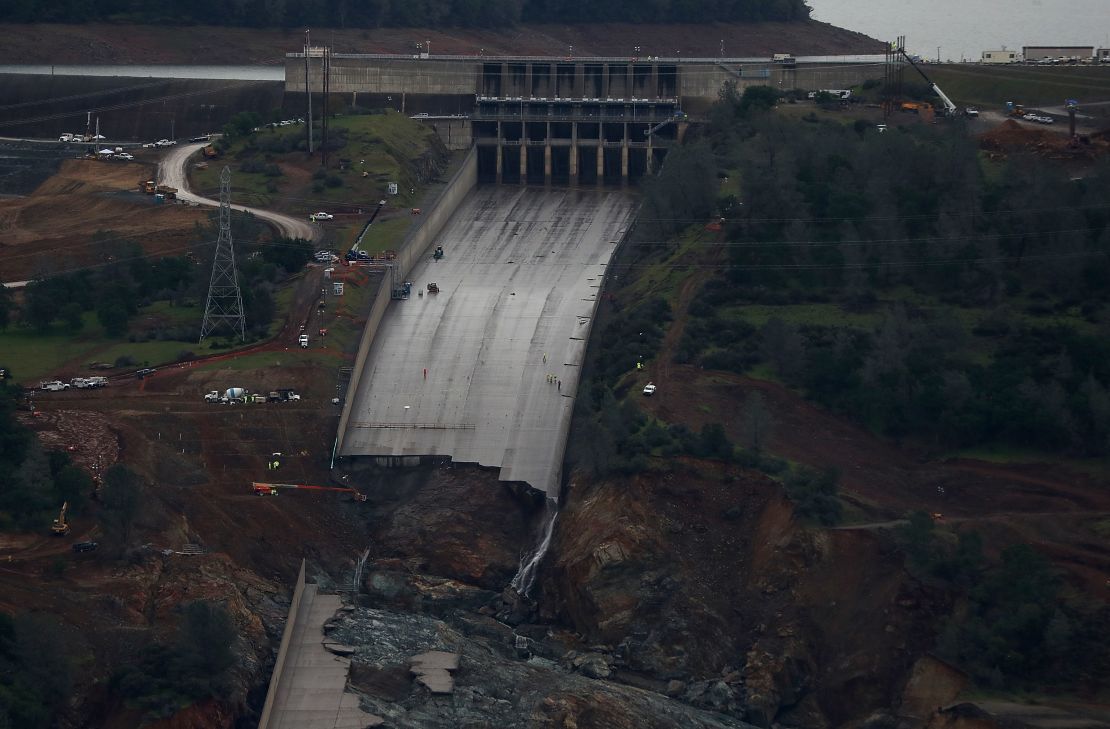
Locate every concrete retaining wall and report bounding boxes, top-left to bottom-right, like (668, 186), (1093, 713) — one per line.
(289, 56), (477, 96)
(335, 145), (479, 455)
(257, 559), (307, 729)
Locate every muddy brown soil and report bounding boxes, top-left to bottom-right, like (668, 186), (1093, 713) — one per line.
(0, 157), (211, 281)
(0, 21), (883, 66)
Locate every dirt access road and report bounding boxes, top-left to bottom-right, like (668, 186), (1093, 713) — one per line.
(158, 143), (321, 242)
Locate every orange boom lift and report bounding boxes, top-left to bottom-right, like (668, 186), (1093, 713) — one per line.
(252, 482), (367, 502)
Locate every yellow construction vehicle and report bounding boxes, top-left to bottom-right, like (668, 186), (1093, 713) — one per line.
(51, 502), (71, 536)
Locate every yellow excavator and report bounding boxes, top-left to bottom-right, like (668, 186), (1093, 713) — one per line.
(51, 502), (71, 536)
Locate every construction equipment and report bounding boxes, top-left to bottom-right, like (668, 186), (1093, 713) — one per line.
(51, 502), (70, 536)
(427, 282), (440, 294)
(433, 245), (444, 260)
(900, 101), (933, 114)
(899, 49), (957, 116)
(349, 199), (387, 259)
(252, 482), (367, 501)
(1006, 102), (1025, 117)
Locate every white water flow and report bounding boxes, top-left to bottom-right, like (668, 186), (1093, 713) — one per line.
(511, 497), (558, 596)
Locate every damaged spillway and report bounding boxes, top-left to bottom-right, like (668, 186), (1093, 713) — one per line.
(340, 186), (635, 498)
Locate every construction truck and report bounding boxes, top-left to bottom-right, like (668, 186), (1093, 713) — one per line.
(898, 49), (958, 116)
(205, 387), (248, 404)
(51, 502), (71, 536)
(203, 145), (218, 159)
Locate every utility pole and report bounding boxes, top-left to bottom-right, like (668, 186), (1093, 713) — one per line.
(200, 167), (246, 342)
(305, 29), (313, 155)
(322, 46), (330, 167)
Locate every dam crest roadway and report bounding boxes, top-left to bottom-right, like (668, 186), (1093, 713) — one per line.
(340, 185), (635, 498)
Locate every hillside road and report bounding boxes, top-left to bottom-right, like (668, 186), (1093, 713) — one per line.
(158, 143), (321, 242)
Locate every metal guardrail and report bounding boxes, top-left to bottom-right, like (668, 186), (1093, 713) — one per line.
(471, 110), (679, 123)
(290, 52), (888, 65)
(350, 422), (476, 430)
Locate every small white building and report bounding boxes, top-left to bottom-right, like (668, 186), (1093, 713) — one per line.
(982, 49), (1020, 64)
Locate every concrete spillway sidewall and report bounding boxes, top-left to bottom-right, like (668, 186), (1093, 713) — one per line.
(553, 204), (641, 501)
(256, 560), (307, 729)
(335, 146), (478, 455)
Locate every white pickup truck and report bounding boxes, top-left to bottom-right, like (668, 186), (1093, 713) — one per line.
(41, 380), (70, 391)
(72, 376), (108, 389)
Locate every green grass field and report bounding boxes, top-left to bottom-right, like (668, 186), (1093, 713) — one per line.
(1, 283), (303, 382)
(339, 216), (413, 254)
(928, 64), (1110, 109)
(191, 110), (440, 221)
(0, 316), (198, 383)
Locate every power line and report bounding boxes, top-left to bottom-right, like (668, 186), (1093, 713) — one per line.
(0, 81), (262, 129)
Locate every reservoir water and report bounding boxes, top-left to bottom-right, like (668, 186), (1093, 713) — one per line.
(809, 0), (1110, 62)
(0, 64), (282, 81)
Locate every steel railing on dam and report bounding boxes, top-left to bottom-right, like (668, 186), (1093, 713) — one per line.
(289, 51), (888, 65)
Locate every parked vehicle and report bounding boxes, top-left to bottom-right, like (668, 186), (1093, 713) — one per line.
(642, 383), (657, 396)
(298, 334), (309, 348)
(116, 152), (134, 161)
(309, 212), (334, 221)
(71, 541), (98, 553)
(204, 390), (223, 403)
(72, 376), (108, 389)
(41, 380), (69, 391)
(224, 387), (247, 404)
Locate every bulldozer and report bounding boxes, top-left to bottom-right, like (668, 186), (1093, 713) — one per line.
(51, 502), (70, 536)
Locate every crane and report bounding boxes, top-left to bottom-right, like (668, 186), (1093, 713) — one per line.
(899, 49), (958, 116)
(252, 482), (368, 502)
(51, 502), (70, 536)
(349, 199), (388, 259)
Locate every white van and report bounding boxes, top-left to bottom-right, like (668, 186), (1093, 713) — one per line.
(298, 334), (309, 348)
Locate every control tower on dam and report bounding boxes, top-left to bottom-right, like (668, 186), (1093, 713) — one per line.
(285, 52), (882, 175)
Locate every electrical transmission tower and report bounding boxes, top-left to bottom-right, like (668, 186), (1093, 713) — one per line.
(199, 166), (245, 342)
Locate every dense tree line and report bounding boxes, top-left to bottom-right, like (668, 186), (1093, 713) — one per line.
(0, 0), (808, 27)
(897, 513), (1109, 690)
(0, 612), (73, 728)
(665, 85), (1110, 457)
(17, 220), (313, 344)
(0, 376), (94, 531)
(113, 601), (239, 721)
